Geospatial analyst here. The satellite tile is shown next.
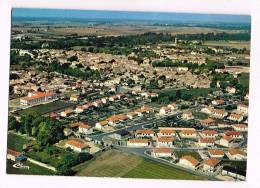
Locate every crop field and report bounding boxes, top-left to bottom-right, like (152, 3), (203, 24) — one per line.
(17, 100), (74, 115)
(74, 149), (206, 180)
(203, 41), (250, 50)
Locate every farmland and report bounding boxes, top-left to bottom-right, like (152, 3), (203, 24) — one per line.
(7, 132), (31, 152)
(74, 149), (206, 180)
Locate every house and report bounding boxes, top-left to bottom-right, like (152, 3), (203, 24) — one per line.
(140, 92), (158, 98)
(7, 149), (26, 162)
(167, 103), (178, 110)
(101, 97), (108, 104)
(227, 113), (243, 122)
(109, 95), (120, 102)
(201, 107), (214, 114)
(179, 155), (199, 170)
(61, 108), (74, 117)
(78, 122), (93, 135)
(151, 148), (172, 158)
(182, 111), (194, 120)
(127, 139), (151, 147)
(222, 166), (246, 181)
(227, 148), (247, 160)
(75, 106), (84, 113)
(224, 131), (243, 139)
(233, 124), (248, 132)
(135, 106), (153, 116)
(226, 86), (236, 94)
(107, 114), (129, 125)
(179, 130), (197, 139)
(203, 158), (220, 172)
(159, 107), (172, 115)
(95, 120), (109, 130)
(200, 130), (218, 138)
(208, 149), (225, 158)
(70, 94), (80, 102)
(219, 136), (233, 147)
(49, 112), (59, 120)
(20, 91), (57, 106)
(111, 130), (130, 140)
(156, 137), (174, 147)
(212, 99), (225, 106)
(127, 111), (139, 119)
(82, 103), (94, 110)
(65, 139), (89, 153)
(200, 118), (215, 127)
(135, 129), (155, 138)
(218, 122), (232, 128)
(212, 109), (228, 119)
(237, 104), (248, 115)
(157, 128), (176, 137)
(93, 99), (103, 107)
(198, 138), (215, 147)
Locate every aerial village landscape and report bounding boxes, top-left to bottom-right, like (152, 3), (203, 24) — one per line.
(7, 9), (250, 181)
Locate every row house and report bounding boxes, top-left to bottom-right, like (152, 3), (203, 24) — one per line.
(200, 118), (216, 127)
(179, 155), (199, 171)
(212, 109), (228, 119)
(157, 128), (176, 137)
(198, 138), (215, 147)
(135, 129), (155, 138)
(179, 130), (197, 139)
(227, 148), (247, 161)
(203, 158), (221, 173)
(233, 124), (248, 132)
(224, 131), (243, 139)
(227, 113), (243, 122)
(156, 137), (174, 147)
(20, 91), (57, 106)
(127, 139), (151, 147)
(208, 149), (225, 158)
(200, 130), (218, 138)
(151, 148), (172, 158)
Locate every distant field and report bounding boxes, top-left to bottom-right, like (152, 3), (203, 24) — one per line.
(158, 88), (213, 98)
(74, 149), (206, 180)
(203, 41), (250, 49)
(7, 132), (31, 152)
(238, 73), (250, 88)
(17, 100), (74, 115)
(6, 160), (55, 175)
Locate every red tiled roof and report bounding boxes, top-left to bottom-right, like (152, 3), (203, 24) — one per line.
(204, 158), (220, 167)
(181, 155), (199, 166)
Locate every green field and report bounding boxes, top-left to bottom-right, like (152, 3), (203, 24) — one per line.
(193, 111), (209, 119)
(6, 160), (55, 175)
(238, 73), (249, 88)
(7, 132), (31, 152)
(158, 88), (213, 98)
(17, 100), (74, 115)
(74, 149), (206, 180)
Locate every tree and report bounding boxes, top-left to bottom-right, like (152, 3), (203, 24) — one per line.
(8, 116), (20, 131)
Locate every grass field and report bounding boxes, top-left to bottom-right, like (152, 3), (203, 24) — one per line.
(238, 73), (249, 88)
(17, 100), (74, 115)
(158, 88), (213, 99)
(6, 160), (55, 175)
(74, 149), (206, 180)
(7, 132), (31, 152)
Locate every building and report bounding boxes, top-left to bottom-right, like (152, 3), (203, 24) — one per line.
(167, 103), (178, 111)
(182, 111), (194, 120)
(200, 130), (218, 138)
(78, 122), (93, 135)
(65, 140), (89, 153)
(208, 149), (225, 158)
(179, 155), (199, 170)
(127, 139), (150, 147)
(159, 107), (172, 115)
(222, 166), (246, 181)
(60, 109), (74, 117)
(151, 148), (172, 158)
(212, 99), (225, 106)
(70, 95), (80, 102)
(201, 107), (214, 115)
(212, 109), (228, 119)
(200, 118), (215, 127)
(135, 129), (155, 138)
(135, 106), (153, 116)
(107, 114), (129, 126)
(237, 104), (248, 115)
(127, 111), (139, 119)
(227, 148), (247, 160)
(219, 136), (234, 147)
(95, 120), (109, 130)
(233, 124), (248, 132)
(224, 131), (243, 139)
(227, 113), (243, 122)
(156, 137), (174, 147)
(198, 138), (215, 147)
(111, 130), (130, 140)
(20, 91), (57, 106)
(179, 130), (197, 139)
(75, 106), (84, 113)
(203, 158), (221, 172)
(7, 149), (26, 162)
(226, 86), (236, 94)
(157, 128), (176, 137)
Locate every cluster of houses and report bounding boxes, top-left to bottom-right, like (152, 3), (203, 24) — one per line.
(95, 106), (153, 131)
